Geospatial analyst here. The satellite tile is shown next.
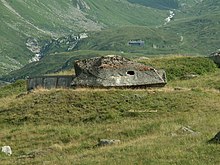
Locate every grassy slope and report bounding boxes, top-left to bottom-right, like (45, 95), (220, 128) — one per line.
(75, 13), (220, 56)
(0, 56), (220, 164)
(75, 26), (181, 54)
(84, 0), (166, 26)
(6, 0), (101, 33)
(75, 0), (220, 55)
(0, 3), (32, 75)
(128, 0), (179, 10)
(166, 0), (220, 54)
(163, 16), (220, 55)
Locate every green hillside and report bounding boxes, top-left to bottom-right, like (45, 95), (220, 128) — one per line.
(162, 16), (220, 55)
(128, 0), (179, 10)
(75, 0), (220, 55)
(84, 0), (166, 26)
(181, 0), (220, 16)
(0, 0), (167, 75)
(0, 0), (100, 75)
(165, 0), (220, 54)
(0, 0), (220, 80)
(75, 26), (180, 53)
(0, 56), (220, 164)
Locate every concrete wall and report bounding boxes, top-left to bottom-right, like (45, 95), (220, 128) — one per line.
(27, 75), (74, 91)
(209, 55), (220, 67)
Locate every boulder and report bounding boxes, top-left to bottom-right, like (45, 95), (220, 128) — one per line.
(1, 146), (12, 156)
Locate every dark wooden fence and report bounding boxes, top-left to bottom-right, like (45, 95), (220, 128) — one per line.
(27, 75), (75, 91)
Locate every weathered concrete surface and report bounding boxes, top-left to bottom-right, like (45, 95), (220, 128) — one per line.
(72, 55), (167, 87)
(209, 50), (220, 67)
(27, 75), (74, 91)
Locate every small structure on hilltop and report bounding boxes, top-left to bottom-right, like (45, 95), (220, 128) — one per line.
(209, 49), (220, 67)
(72, 55), (166, 87)
(128, 40), (145, 46)
(27, 55), (167, 90)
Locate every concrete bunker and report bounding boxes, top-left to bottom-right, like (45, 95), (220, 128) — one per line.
(71, 55), (167, 87)
(27, 75), (74, 91)
(27, 55), (167, 90)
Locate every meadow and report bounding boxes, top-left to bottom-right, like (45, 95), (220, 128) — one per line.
(0, 56), (220, 164)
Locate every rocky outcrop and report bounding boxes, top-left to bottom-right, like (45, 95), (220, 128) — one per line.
(76, 0), (90, 10)
(26, 34), (84, 63)
(72, 55), (167, 87)
(1, 146), (12, 156)
(209, 49), (220, 67)
(164, 10), (175, 25)
(26, 38), (42, 62)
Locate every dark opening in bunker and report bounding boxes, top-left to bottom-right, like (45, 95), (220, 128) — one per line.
(127, 71), (135, 75)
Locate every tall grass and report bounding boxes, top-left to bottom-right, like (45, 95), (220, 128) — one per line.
(139, 55), (217, 81)
(0, 56), (220, 164)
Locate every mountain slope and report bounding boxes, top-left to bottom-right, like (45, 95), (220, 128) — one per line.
(0, 0), (220, 79)
(0, 0), (168, 76)
(128, 0), (179, 10)
(163, 14), (220, 54)
(75, 26), (181, 54)
(0, 0), (102, 75)
(84, 0), (167, 26)
(75, 0), (220, 55)
(164, 0), (220, 54)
